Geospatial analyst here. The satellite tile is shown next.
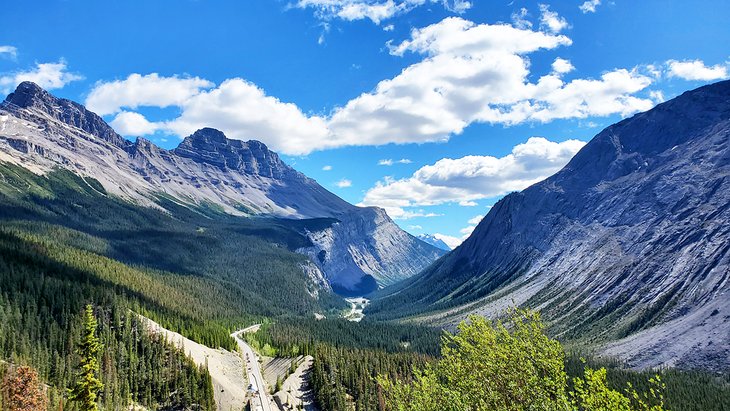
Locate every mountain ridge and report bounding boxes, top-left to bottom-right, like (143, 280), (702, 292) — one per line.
(368, 80), (730, 370)
(417, 234), (452, 251)
(0, 81), (444, 292)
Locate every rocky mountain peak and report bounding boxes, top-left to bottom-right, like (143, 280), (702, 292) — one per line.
(174, 127), (296, 180)
(2, 81), (129, 149)
(4, 81), (53, 109)
(369, 80), (730, 370)
(187, 127), (229, 144)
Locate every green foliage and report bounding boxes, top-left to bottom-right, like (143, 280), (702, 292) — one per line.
(0, 162), (341, 409)
(571, 367), (667, 411)
(245, 318), (442, 357)
(0, 162), (345, 326)
(312, 344), (432, 411)
(564, 354), (730, 411)
(68, 305), (104, 411)
(247, 318), (439, 411)
(378, 310), (667, 411)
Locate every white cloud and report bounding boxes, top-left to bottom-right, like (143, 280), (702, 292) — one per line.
(443, 0), (471, 13)
(378, 158), (412, 165)
(666, 59), (729, 81)
(336, 178), (352, 188)
(551, 57), (574, 74)
(295, 0), (471, 24)
(579, 0), (601, 13)
(158, 78), (330, 156)
(511, 8), (532, 30)
(360, 137), (585, 218)
(432, 233), (462, 249)
(322, 165), (333, 171)
(649, 90), (665, 103)
(95, 17), (657, 155)
(0, 46), (18, 59)
(0, 61), (82, 93)
(85, 73), (214, 116)
(110, 111), (160, 136)
(383, 24), (395, 31)
(539, 4), (569, 33)
(329, 17), (653, 146)
(459, 200), (477, 206)
(390, 209), (441, 219)
(467, 215), (483, 225)
(408, 224), (422, 230)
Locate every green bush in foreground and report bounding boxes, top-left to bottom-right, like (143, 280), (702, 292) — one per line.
(379, 309), (666, 411)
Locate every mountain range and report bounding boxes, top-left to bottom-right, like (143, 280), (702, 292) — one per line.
(369, 80), (730, 371)
(0, 81), (444, 294)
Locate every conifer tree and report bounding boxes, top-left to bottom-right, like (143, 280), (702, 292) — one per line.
(69, 305), (104, 411)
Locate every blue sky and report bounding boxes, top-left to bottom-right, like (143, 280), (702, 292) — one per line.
(1, 0), (729, 247)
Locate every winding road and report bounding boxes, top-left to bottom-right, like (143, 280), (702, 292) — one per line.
(232, 326), (276, 411)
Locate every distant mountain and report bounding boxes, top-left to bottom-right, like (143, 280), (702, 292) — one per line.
(368, 80), (730, 371)
(417, 234), (452, 251)
(0, 82), (443, 293)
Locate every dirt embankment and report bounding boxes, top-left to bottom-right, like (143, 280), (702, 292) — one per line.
(139, 315), (248, 411)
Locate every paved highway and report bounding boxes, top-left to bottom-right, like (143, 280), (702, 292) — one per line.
(232, 326), (276, 411)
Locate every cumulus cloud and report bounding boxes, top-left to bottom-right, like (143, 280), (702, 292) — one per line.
(110, 111), (160, 135)
(94, 76), (330, 155)
(336, 178), (352, 187)
(93, 17), (657, 155)
(295, 0), (472, 24)
(85, 73), (214, 116)
(0, 61), (82, 93)
(551, 57), (574, 74)
(538, 4), (569, 33)
(322, 165), (333, 171)
(164, 79), (331, 155)
(666, 59), (729, 81)
(329, 17), (653, 146)
(579, 0), (601, 13)
(0, 46), (18, 59)
(360, 137), (585, 218)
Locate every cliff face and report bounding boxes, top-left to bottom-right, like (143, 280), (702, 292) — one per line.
(297, 207), (445, 293)
(369, 80), (730, 370)
(0, 82), (444, 292)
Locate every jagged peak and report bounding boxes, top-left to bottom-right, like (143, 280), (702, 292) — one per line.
(180, 127), (272, 152)
(4, 81), (53, 108)
(186, 127), (228, 144)
(2, 82), (129, 149)
(173, 128), (297, 179)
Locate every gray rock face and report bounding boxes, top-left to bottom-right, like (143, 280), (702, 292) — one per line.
(5, 81), (129, 148)
(0, 82), (443, 292)
(298, 207), (445, 293)
(371, 80), (730, 370)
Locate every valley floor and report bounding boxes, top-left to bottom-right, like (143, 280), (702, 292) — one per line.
(344, 297), (370, 322)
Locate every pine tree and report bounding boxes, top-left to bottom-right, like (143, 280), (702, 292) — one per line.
(68, 305), (104, 411)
